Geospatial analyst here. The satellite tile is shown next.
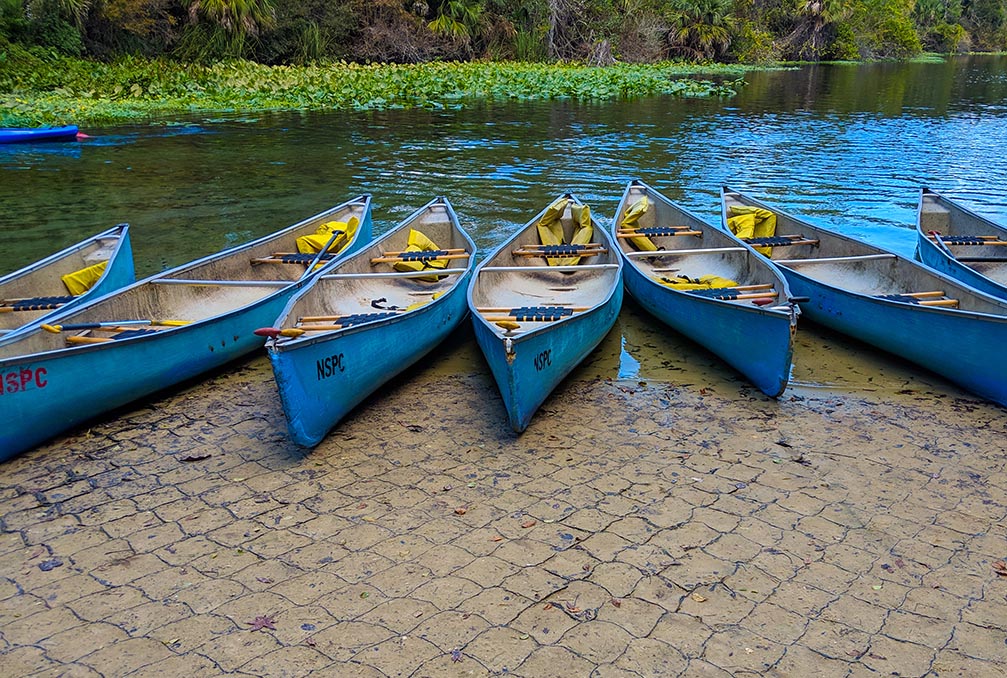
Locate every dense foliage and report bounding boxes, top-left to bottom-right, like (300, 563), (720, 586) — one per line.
(1, 0), (1005, 65)
(0, 44), (749, 124)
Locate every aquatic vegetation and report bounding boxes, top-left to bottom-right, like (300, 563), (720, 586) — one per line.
(0, 53), (751, 125)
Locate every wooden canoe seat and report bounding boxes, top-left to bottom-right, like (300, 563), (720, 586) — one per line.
(927, 234), (1007, 246)
(876, 291), (959, 308)
(512, 244), (607, 257)
(370, 249), (470, 265)
(1, 295), (74, 313)
(480, 306), (581, 322)
(297, 311), (400, 329)
(251, 252), (336, 265)
(743, 235), (820, 247)
(616, 227), (702, 238)
(479, 264), (620, 272)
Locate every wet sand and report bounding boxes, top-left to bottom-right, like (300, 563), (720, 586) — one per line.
(2, 301), (1007, 677)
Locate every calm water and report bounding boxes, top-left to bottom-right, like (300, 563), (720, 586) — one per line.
(4, 55), (1007, 393)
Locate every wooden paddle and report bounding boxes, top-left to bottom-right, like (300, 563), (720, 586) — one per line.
(615, 230), (702, 238)
(42, 319), (189, 333)
(370, 252), (470, 264)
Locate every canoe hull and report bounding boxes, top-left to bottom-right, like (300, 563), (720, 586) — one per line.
(624, 264), (793, 397)
(0, 126), (79, 143)
(269, 283), (470, 447)
(784, 257), (1007, 407)
(0, 290), (298, 460)
(472, 285), (623, 433)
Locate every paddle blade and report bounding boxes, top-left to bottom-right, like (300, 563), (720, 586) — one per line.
(751, 298), (775, 306)
(254, 327), (281, 338)
(41, 324), (62, 333)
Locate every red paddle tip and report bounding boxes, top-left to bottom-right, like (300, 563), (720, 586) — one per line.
(254, 327), (281, 338)
(75, 132), (90, 140)
(751, 298), (775, 306)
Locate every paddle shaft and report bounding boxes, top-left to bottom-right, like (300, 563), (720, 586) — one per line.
(370, 253), (470, 264)
(616, 231), (702, 238)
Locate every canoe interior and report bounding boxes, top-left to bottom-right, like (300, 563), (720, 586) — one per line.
(616, 183), (788, 298)
(0, 230), (124, 332)
(273, 200), (471, 344)
(919, 189), (1007, 274)
(470, 197), (621, 339)
(164, 199), (371, 283)
(723, 188), (1007, 316)
(0, 279), (281, 359)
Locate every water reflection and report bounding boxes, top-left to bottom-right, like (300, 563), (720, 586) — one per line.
(3, 56), (1007, 397)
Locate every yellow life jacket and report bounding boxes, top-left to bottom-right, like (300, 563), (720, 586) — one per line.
(393, 229), (449, 282)
(727, 206), (776, 255)
(61, 260), (108, 295)
(619, 197), (658, 251)
(296, 216), (360, 256)
(536, 198), (594, 266)
(656, 274), (738, 290)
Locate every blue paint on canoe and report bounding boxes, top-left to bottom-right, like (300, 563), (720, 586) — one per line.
(1, 225), (136, 341)
(0, 126), (79, 143)
(264, 197), (476, 447)
(724, 187), (1007, 408)
(468, 194), (624, 433)
(916, 187), (1007, 300)
(614, 181), (796, 397)
(0, 195), (372, 461)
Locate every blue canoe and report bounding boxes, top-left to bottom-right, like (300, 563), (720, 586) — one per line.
(260, 197), (476, 447)
(722, 187), (1007, 407)
(614, 181), (798, 397)
(2, 224), (135, 340)
(468, 194), (624, 432)
(0, 195), (372, 461)
(916, 187), (1007, 300)
(0, 126), (80, 143)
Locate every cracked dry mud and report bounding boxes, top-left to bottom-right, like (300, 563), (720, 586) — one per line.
(2, 310), (1007, 677)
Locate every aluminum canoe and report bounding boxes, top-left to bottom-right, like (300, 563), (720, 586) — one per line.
(916, 187), (1007, 300)
(261, 196), (475, 447)
(614, 180), (797, 397)
(468, 193), (624, 433)
(722, 187), (1007, 407)
(1, 224), (135, 340)
(0, 195), (372, 461)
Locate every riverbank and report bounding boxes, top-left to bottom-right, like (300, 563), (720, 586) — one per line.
(2, 319), (1006, 676)
(0, 49), (752, 126)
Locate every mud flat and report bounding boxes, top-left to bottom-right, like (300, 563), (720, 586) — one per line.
(2, 305), (1006, 677)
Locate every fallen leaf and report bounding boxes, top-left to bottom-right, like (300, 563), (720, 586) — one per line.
(521, 520), (537, 529)
(543, 603), (553, 611)
(305, 637), (316, 647)
(690, 593), (707, 603)
(610, 598), (622, 608)
(491, 536), (503, 542)
(993, 561), (1007, 577)
(255, 577), (274, 584)
(454, 507), (468, 515)
(180, 454), (212, 462)
(247, 615), (276, 631)
(519, 634), (530, 640)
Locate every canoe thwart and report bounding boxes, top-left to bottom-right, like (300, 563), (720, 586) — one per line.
(774, 253), (897, 265)
(256, 312), (402, 339)
(476, 305), (590, 313)
(65, 327), (162, 345)
(512, 244), (607, 257)
(0, 295), (74, 313)
(616, 228), (702, 238)
(298, 312), (401, 327)
(151, 279), (291, 287)
(743, 235), (820, 247)
(251, 252), (336, 265)
(370, 250), (470, 264)
(479, 264), (620, 272)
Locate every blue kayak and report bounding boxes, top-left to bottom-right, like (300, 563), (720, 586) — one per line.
(0, 194), (373, 462)
(614, 180), (798, 397)
(0, 126), (80, 143)
(261, 196), (476, 447)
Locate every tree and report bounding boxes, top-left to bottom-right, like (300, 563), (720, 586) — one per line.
(666, 0), (734, 60)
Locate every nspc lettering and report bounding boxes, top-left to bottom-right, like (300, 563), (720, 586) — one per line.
(1, 367), (48, 395)
(316, 353), (345, 379)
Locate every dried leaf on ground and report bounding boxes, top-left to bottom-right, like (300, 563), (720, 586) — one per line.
(690, 592), (707, 603)
(247, 615), (276, 631)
